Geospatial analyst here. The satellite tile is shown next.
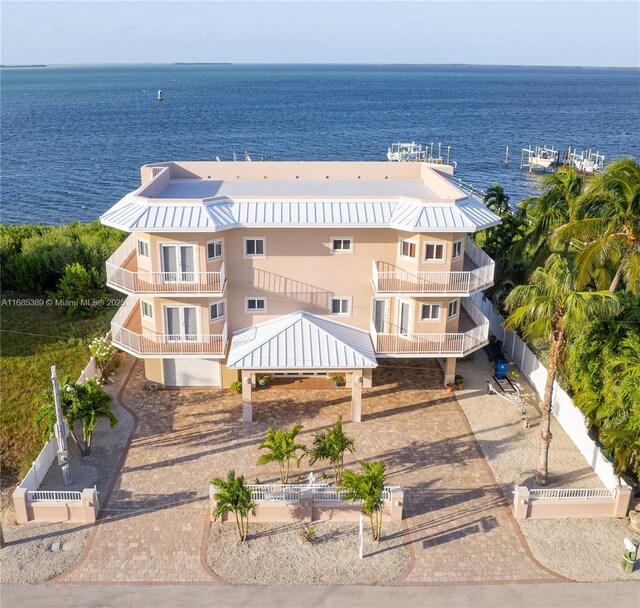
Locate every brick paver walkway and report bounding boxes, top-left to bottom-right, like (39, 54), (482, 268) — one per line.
(60, 359), (558, 585)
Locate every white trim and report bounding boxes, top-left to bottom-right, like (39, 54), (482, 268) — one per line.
(330, 297), (352, 316)
(206, 238), (224, 261)
(398, 239), (417, 260)
(330, 236), (354, 254)
(141, 299), (154, 320)
(420, 302), (442, 322)
(397, 299), (413, 336)
(448, 299), (460, 319)
(245, 296), (267, 313)
(137, 238), (150, 259)
(243, 237), (266, 258)
(424, 241), (446, 263)
(452, 239), (463, 260)
(209, 300), (226, 321)
(163, 304), (200, 341)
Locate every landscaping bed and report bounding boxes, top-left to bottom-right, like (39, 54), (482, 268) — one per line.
(207, 521), (409, 585)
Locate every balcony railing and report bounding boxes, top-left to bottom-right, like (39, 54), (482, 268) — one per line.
(371, 298), (489, 356)
(106, 234), (226, 296)
(372, 236), (494, 295)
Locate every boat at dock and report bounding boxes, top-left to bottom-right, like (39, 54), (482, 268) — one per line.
(387, 141), (453, 166)
(520, 146), (559, 172)
(567, 149), (605, 174)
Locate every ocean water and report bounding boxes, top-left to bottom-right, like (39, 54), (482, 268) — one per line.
(1, 64), (639, 225)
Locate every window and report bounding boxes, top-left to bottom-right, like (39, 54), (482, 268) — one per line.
(245, 297), (267, 312)
(421, 303), (440, 321)
(141, 300), (153, 319)
(452, 240), (462, 260)
(331, 298), (350, 315)
(448, 300), (459, 318)
(400, 240), (417, 259)
(210, 301), (225, 321)
(137, 239), (150, 258)
(331, 237), (353, 253)
(207, 239), (223, 260)
(244, 237), (265, 257)
(425, 243), (445, 261)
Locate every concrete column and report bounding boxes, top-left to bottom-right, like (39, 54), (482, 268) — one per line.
(82, 488), (98, 523)
(241, 370), (253, 423)
(362, 369), (373, 388)
(300, 488), (313, 523)
(351, 370), (363, 423)
(613, 486), (632, 518)
(389, 486), (404, 521)
(12, 487), (29, 524)
(444, 357), (456, 385)
(512, 485), (530, 519)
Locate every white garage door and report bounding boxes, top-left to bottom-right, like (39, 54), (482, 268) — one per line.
(163, 358), (220, 387)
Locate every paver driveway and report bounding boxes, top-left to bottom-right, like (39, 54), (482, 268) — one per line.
(61, 358), (558, 585)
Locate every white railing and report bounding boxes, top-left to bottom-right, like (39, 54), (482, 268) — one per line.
(528, 488), (617, 501)
(27, 490), (83, 503)
(373, 298), (489, 356)
(245, 484), (302, 502)
(214, 484), (394, 504)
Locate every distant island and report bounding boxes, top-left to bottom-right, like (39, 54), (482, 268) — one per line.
(173, 62), (232, 66)
(0, 64), (47, 69)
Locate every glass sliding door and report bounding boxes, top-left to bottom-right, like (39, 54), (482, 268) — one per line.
(161, 245), (178, 282)
(161, 245), (196, 283)
(165, 306), (198, 341)
(179, 246), (195, 282)
(165, 306), (181, 341)
(373, 299), (387, 333)
(183, 307), (198, 341)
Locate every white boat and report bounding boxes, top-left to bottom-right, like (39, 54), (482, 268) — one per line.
(521, 146), (559, 172)
(569, 150), (605, 174)
(157, 89), (163, 101)
(387, 141), (452, 165)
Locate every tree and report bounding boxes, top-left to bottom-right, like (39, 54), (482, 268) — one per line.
(50, 262), (104, 318)
(504, 255), (620, 485)
(256, 424), (307, 484)
(72, 379), (118, 456)
(211, 470), (257, 542)
(89, 336), (115, 383)
(552, 158), (640, 294)
(484, 184), (511, 216)
(340, 461), (386, 541)
(308, 416), (355, 485)
(34, 375), (83, 451)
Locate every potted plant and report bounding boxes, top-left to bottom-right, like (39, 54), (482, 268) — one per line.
(257, 374), (271, 388)
(330, 374), (345, 388)
(446, 382), (455, 393)
(230, 380), (242, 394)
(454, 375), (464, 390)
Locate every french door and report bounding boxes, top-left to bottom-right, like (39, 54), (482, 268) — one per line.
(373, 299), (387, 333)
(165, 306), (198, 341)
(398, 301), (411, 337)
(161, 245), (196, 283)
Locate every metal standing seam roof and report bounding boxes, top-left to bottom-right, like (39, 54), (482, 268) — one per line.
(100, 196), (500, 233)
(226, 311), (378, 370)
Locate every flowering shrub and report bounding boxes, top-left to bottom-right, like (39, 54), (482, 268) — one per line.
(89, 336), (115, 382)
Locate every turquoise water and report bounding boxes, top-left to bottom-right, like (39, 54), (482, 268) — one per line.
(1, 64), (638, 224)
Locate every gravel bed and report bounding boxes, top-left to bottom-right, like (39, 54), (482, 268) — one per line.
(455, 350), (639, 582)
(207, 521), (409, 585)
(0, 356), (135, 585)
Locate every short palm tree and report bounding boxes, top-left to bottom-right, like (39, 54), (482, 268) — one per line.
(552, 157), (640, 293)
(340, 461), (386, 541)
(211, 470), (257, 542)
(309, 416), (355, 485)
(484, 184), (511, 216)
(504, 255), (620, 485)
(34, 375), (83, 450)
(256, 424), (307, 483)
(72, 379), (118, 456)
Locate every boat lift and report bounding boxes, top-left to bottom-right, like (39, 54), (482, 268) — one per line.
(487, 376), (529, 429)
(520, 145), (559, 173)
(387, 142), (452, 166)
(567, 149), (605, 175)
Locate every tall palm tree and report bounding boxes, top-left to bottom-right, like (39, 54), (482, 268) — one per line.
(515, 168), (583, 269)
(504, 255), (620, 485)
(211, 470), (257, 542)
(483, 184), (511, 216)
(72, 379), (118, 456)
(309, 416), (355, 485)
(552, 157), (640, 293)
(340, 461), (386, 541)
(256, 424), (307, 483)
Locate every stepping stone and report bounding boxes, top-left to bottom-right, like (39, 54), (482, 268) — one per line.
(61, 542), (72, 551)
(50, 542), (60, 552)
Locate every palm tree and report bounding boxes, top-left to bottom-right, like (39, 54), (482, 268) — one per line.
(340, 461), (386, 541)
(309, 416), (355, 485)
(484, 184), (511, 216)
(504, 255), (620, 485)
(34, 375), (83, 450)
(72, 379), (118, 456)
(211, 470), (257, 542)
(552, 158), (640, 293)
(515, 168), (583, 269)
(256, 424), (307, 483)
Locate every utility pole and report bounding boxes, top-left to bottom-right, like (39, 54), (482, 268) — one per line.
(51, 366), (72, 487)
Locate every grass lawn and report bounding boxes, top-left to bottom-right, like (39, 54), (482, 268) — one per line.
(0, 297), (118, 488)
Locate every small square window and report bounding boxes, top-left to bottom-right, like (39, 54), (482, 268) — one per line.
(137, 239), (149, 258)
(207, 239), (223, 260)
(245, 238), (265, 257)
(452, 240), (462, 260)
(421, 303), (440, 321)
(331, 238), (353, 253)
(331, 298), (350, 315)
(245, 297), (266, 312)
(210, 301), (225, 321)
(425, 243), (445, 261)
(400, 240), (416, 258)
(448, 300), (459, 318)
(141, 301), (153, 319)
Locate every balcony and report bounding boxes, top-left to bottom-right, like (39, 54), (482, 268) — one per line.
(371, 298), (489, 357)
(106, 234), (226, 297)
(110, 297), (227, 358)
(372, 236), (494, 296)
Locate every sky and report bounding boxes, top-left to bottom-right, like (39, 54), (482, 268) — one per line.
(2, 1), (639, 68)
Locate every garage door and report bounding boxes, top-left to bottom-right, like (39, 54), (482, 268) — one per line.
(163, 358), (220, 387)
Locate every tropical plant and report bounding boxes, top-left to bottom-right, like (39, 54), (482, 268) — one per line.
(230, 380), (242, 394)
(552, 157), (640, 293)
(301, 524), (317, 544)
(256, 424), (307, 483)
(340, 461), (386, 541)
(34, 375), (82, 449)
(308, 416), (355, 485)
(330, 374), (345, 387)
(71, 379), (117, 456)
(88, 336), (115, 383)
(211, 470), (257, 542)
(504, 254), (620, 485)
(483, 184), (511, 216)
